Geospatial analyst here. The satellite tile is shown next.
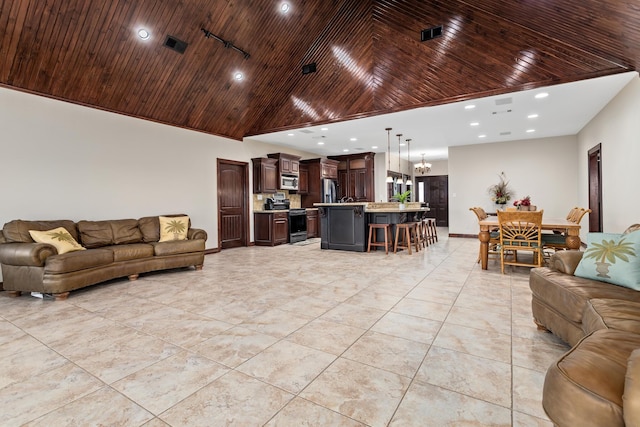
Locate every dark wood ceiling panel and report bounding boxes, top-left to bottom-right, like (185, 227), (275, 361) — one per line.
(0, 0), (637, 140)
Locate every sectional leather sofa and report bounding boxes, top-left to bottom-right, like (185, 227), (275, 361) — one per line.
(530, 238), (640, 426)
(0, 215), (207, 300)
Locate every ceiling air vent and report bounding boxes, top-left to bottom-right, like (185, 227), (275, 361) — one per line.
(164, 35), (188, 54)
(495, 97), (512, 105)
(421, 25), (443, 41)
(499, 131), (512, 136)
(299, 129), (314, 134)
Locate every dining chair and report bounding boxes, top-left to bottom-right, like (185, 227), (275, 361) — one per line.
(470, 207), (500, 263)
(497, 210), (544, 274)
(543, 207), (591, 253)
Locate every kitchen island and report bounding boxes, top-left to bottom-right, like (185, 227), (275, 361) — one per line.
(315, 202), (429, 252)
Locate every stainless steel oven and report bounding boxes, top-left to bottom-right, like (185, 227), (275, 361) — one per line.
(288, 209), (307, 243)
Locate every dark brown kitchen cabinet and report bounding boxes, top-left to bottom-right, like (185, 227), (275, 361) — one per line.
(300, 158), (340, 207)
(298, 164), (309, 194)
(321, 161), (338, 179)
(252, 158), (278, 194)
(267, 153), (300, 175)
(254, 212), (288, 246)
(330, 153), (375, 202)
(306, 209), (318, 238)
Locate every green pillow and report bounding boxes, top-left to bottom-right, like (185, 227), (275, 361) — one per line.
(575, 231), (640, 290)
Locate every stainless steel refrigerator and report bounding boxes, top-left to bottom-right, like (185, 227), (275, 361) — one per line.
(322, 178), (338, 203)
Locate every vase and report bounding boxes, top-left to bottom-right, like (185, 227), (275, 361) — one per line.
(399, 203), (406, 210)
(495, 203), (506, 212)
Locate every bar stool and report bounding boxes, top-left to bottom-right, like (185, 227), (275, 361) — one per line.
(394, 222), (420, 254)
(423, 217), (438, 244)
(367, 223), (391, 254)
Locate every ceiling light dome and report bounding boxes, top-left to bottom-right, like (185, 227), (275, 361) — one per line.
(137, 29), (150, 40)
(280, 3), (290, 13)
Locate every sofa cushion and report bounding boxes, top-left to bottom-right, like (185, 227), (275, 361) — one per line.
(159, 216), (189, 242)
(583, 299), (640, 335)
(575, 231), (640, 290)
(28, 227), (86, 255)
(3, 220), (78, 243)
(530, 267), (640, 324)
(44, 249), (114, 274)
(152, 239), (204, 256)
(543, 329), (640, 427)
(77, 219), (142, 248)
(624, 349), (640, 426)
(104, 243), (154, 262)
(138, 214), (189, 243)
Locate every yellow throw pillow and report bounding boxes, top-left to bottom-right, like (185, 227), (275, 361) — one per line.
(159, 216), (189, 242)
(29, 227), (86, 255)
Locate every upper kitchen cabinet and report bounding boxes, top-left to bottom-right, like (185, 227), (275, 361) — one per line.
(268, 153), (300, 175)
(300, 158), (340, 207)
(252, 157), (278, 194)
(329, 153), (375, 202)
(320, 159), (338, 179)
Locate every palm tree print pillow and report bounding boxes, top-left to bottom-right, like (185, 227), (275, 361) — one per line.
(28, 227), (86, 255)
(159, 216), (189, 242)
(574, 230), (640, 290)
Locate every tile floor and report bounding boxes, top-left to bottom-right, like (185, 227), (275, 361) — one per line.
(0, 231), (570, 426)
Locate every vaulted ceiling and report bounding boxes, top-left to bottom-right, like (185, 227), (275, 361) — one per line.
(1, 0), (637, 141)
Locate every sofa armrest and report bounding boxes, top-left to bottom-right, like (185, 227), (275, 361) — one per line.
(188, 228), (207, 242)
(549, 250), (584, 275)
(625, 349), (640, 426)
(0, 242), (57, 267)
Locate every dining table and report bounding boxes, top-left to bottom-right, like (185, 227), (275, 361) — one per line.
(477, 216), (581, 270)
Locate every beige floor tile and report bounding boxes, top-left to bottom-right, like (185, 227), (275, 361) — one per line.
(513, 365), (551, 420)
(345, 289), (403, 311)
(112, 350), (229, 415)
(23, 386), (154, 427)
(237, 340), (336, 393)
(416, 346), (512, 407)
(389, 380), (512, 426)
(0, 345), (69, 389)
(512, 411), (554, 426)
(433, 322), (512, 363)
(342, 331), (430, 377)
(0, 363), (103, 426)
(371, 311), (442, 344)
(512, 336), (570, 372)
(391, 297), (452, 321)
(160, 370), (293, 427)
(405, 284), (460, 304)
(141, 418), (172, 427)
(286, 318), (365, 355)
(265, 397), (366, 426)
(240, 308), (314, 338)
(320, 302), (387, 329)
(445, 305), (512, 335)
(300, 357), (411, 427)
(279, 295), (341, 317)
(190, 325), (279, 367)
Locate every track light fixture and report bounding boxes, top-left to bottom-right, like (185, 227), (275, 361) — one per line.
(201, 28), (250, 59)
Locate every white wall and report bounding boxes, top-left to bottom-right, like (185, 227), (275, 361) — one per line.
(0, 87), (316, 255)
(577, 74), (640, 232)
(448, 136), (579, 236)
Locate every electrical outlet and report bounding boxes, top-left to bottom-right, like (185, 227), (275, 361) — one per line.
(257, 194), (263, 200)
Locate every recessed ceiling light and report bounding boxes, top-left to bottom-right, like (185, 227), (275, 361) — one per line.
(478, 134), (487, 138)
(280, 2), (290, 13)
(371, 145), (378, 149)
(287, 133), (295, 136)
(535, 92), (549, 99)
(137, 29), (150, 40)
(321, 127), (328, 131)
(233, 72), (244, 81)
(528, 114), (539, 119)
(317, 142), (324, 145)
(343, 149), (349, 152)
(399, 143), (406, 146)
(465, 105), (476, 110)
(470, 122), (479, 126)
(526, 129), (536, 133)
(350, 137), (357, 141)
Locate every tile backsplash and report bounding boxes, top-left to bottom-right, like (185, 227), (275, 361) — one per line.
(253, 191), (301, 211)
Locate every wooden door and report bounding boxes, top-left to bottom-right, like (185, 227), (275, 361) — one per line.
(218, 159), (249, 249)
(588, 144), (602, 232)
(416, 175), (449, 227)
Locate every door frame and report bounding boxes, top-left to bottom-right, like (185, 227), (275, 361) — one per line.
(217, 158), (250, 249)
(587, 144), (603, 232)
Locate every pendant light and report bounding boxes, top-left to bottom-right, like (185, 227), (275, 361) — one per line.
(405, 138), (413, 186)
(396, 134), (403, 184)
(385, 128), (394, 183)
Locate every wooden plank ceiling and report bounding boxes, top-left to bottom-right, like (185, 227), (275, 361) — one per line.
(0, 0), (637, 141)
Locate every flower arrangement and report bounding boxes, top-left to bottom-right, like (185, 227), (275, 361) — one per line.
(488, 172), (514, 205)
(513, 196), (531, 207)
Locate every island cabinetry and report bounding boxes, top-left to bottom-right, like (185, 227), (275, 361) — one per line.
(268, 153), (300, 175)
(252, 158), (278, 194)
(329, 153), (374, 202)
(254, 212), (288, 246)
(306, 209), (318, 238)
(318, 204), (366, 252)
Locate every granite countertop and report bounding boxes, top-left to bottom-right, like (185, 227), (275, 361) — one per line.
(313, 202), (428, 213)
(254, 209), (289, 213)
(365, 207), (430, 213)
(313, 202), (368, 207)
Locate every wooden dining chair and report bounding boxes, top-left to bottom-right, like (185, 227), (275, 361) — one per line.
(543, 207), (591, 253)
(497, 210), (544, 274)
(470, 207), (500, 263)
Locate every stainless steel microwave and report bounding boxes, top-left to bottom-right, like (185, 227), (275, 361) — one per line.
(280, 175), (298, 190)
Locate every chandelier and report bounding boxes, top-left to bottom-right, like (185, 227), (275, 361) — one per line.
(414, 154), (432, 175)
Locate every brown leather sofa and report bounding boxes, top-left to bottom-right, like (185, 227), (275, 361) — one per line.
(530, 250), (640, 426)
(0, 215), (207, 300)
